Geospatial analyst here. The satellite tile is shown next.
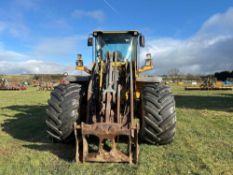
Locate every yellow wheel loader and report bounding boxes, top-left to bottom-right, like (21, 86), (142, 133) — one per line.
(46, 30), (176, 163)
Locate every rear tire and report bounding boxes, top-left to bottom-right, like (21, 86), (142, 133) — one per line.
(140, 83), (176, 145)
(46, 83), (85, 142)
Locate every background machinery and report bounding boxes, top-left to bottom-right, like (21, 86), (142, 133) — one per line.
(0, 77), (27, 91)
(46, 31), (176, 163)
(185, 77), (233, 90)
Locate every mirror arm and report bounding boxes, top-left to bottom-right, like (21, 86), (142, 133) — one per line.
(137, 65), (154, 73)
(76, 66), (92, 74)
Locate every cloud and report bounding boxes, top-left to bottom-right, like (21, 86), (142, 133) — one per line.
(142, 7), (233, 75)
(198, 7), (233, 36)
(0, 0), (38, 40)
(1, 7), (233, 75)
(0, 59), (75, 75)
(8, 22), (30, 38)
(0, 43), (75, 74)
(0, 43), (29, 61)
(0, 20), (30, 39)
(0, 36), (86, 75)
(0, 50), (28, 61)
(13, 0), (39, 11)
(72, 10), (105, 21)
(45, 19), (71, 30)
(0, 21), (7, 32)
(33, 35), (86, 58)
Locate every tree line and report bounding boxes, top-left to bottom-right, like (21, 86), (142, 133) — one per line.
(164, 68), (233, 82)
(214, 71), (233, 81)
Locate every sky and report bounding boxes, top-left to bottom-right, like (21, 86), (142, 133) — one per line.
(0, 0), (233, 75)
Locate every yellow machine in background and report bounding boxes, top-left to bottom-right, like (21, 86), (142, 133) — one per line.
(185, 78), (233, 90)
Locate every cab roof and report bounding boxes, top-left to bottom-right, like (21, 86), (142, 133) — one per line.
(92, 30), (141, 36)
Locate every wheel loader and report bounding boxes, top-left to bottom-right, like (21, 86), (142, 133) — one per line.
(46, 30), (176, 163)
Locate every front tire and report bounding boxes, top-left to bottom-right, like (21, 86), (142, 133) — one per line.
(140, 83), (176, 145)
(46, 83), (85, 142)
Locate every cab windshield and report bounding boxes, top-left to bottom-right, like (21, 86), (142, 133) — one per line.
(96, 34), (137, 61)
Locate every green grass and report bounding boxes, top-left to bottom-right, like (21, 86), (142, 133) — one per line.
(0, 86), (233, 175)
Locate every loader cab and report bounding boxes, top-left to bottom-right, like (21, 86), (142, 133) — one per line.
(88, 31), (145, 65)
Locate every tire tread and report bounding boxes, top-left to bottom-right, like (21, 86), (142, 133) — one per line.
(140, 83), (176, 145)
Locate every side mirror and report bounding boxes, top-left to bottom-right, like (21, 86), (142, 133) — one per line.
(144, 53), (152, 66)
(87, 37), (93, 46)
(75, 54), (92, 74)
(76, 54), (83, 67)
(139, 35), (145, 47)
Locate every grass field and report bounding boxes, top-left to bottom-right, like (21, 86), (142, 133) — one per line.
(0, 86), (232, 175)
